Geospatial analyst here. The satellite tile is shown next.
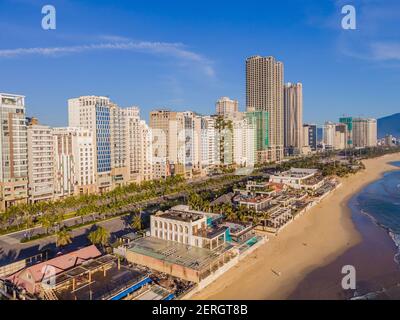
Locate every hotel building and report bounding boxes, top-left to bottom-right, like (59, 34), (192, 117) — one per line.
(27, 120), (55, 203)
(215, 97), (239, 118)
(126, 107), (153, 183)
(53, 127), (96, 198)
(246, 56), (284, 163)
(0, 93), (29, 211)
(303, 124), (317, 151)
(352, 118), (377, 148)
(68, 96), (113, 193)
(284, 83), (303, 155)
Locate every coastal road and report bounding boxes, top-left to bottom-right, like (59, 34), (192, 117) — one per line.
(0, 173), (252, 267)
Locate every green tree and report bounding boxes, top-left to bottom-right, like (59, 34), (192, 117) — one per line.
(131, 212), (142, 231)
(88, 226), (110, 248)
(56, 229), (72, 248)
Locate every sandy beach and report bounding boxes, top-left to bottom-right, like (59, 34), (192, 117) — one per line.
(192, 153), (400, 300)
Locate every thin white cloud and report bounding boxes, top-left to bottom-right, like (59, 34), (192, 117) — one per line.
(0, 40), (215, 77)
(370, 42), (400, 61)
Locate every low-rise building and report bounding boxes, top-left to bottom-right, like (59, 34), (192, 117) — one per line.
(269, 168), (324, 190)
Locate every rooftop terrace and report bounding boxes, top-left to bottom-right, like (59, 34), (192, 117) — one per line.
(128, 237), (233, 271)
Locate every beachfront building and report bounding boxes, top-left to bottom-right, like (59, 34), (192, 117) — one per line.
(27, 120), (55, 203)
(246, 56), (284, 163)
(53, 127), (96, 198)
(68, 96), (113, 193)
(234, 193), (273, 212)
(0, 93), (29, 211)
(324, 122), (348, 150)
(269, 168), (325, 190)
(201, 116), (219, 169)
(352, 118), (378, 148)
(150, 110), (200, 178)
(303, 124), (317, 152)
(151, 205), (226, 250)
(284, 82), (303, 156)
(126, 107), (153, 183)
(216, 97), (239, 118)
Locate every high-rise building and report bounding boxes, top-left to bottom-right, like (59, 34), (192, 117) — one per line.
(303, 124), (317, 151)
(109, 103), (129, 187)
(284, 83), (303, 155)
(334, 123), (348, 150)
(53, 127), (96, 198)
(68, 96), (112, 193)
(27, 121), (55, 203)
(246, 56), (284, 163)
(201, 116), (219, 168)
(150, 110), (201, 178)
(353, 118), (377, 148)
(216, 97), (239, 117)
(324, 121), (350, 151)
(323, 122), (336, 150)
(0, 93), (28, 210)
(233, 116), (256, 167)
(126, 107), (153, 183)
(339, 117), (353, 148)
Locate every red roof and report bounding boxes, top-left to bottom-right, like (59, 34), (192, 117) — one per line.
(8, 245), (101, 294)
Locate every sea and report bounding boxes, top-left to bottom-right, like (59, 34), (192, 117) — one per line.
(289, 161), (400, 300)
(348, 161), (400, 299)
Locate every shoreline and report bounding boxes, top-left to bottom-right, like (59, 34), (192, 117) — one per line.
(191, 153), (400, 300)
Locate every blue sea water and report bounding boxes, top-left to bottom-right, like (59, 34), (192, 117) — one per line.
(353, 161), (400, 264)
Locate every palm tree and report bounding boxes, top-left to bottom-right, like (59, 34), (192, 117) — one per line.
(56, 228), (72, 248)
(88, 226), (110, 248)
(39, 214), (52, 235)
(131, 212), (142, 231)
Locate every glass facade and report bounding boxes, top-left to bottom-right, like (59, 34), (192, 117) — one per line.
(95, 105), (111, 173)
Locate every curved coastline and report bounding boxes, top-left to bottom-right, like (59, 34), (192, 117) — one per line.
(191, 153), (400, 300)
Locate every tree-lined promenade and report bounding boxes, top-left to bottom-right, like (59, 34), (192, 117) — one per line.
(0, 172), (249, 242)
(1, 146), (398, 244)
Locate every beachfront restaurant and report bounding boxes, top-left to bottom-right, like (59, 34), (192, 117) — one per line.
(125, 236), (237, 284)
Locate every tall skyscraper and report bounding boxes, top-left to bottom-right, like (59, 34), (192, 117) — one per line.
(109, 103), (129, 187)
(339, 117), (353, 148)
(27, 120), (55, 203)
(68, 96), (113, 193)
(0, 93), (28, 210)
(353, 118), (377, 148)
(246, 56), (284, 163)
(216, 97), (239, 117)
(303, 124), (317, 151)
(284, 82), (303, 155)
(324, 122), (348, 150)
(126, 107), (153, 183)
(201, 116), (219, 168)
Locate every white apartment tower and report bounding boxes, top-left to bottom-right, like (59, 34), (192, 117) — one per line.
(0, 93), (29, 210)
(53, 127), (96, 198)
(68, 96), (112, 193)
(27, 121), (55, 203)
(216, 97), (239, 117)
(126, 107), (153, 183)
(353, 118), (378, 148)
(246, 56), (284, 163)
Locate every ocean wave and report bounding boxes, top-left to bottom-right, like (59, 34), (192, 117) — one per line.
(358, 209), (400, 266)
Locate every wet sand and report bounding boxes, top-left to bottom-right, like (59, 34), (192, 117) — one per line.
(192, 153), (400, 300)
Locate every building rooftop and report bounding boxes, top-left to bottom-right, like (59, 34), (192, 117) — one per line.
(128, 237), (233, 272)
(54, 257), (150, 300)
(272, 168), (318, 178)
(155, 209), (205, 223)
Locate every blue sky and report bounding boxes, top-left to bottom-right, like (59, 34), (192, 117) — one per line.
(0, 0), (399, 126)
